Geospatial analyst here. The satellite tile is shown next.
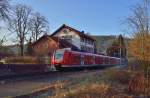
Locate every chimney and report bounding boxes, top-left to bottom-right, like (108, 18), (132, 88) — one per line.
(81, 31), (84, 34)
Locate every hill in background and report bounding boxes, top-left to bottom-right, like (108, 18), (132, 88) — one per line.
(1, 35), (128, 56)
(91, 35), (118, 54)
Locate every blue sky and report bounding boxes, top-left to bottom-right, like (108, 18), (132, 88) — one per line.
(11, 0), (140, 36)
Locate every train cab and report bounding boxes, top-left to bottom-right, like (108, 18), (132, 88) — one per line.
(51, 49), (66, 69)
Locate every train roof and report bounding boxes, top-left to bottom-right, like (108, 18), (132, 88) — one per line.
(56, 49), (121, 59)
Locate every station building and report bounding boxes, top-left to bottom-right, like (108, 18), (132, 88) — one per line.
(51, 24), (96, 53)
(31, 24), (96, 56)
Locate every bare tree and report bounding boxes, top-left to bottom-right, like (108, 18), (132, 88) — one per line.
(0, 32), (5, 50)
(0, 0), (11, 51)
(127, 0), (150, 66)
(127, 0), (149, 34)
(0, 36), (5, 49)
(30, 12), (49, 42)
(8, 4), (32, 56)
(0, 0), (11, 20)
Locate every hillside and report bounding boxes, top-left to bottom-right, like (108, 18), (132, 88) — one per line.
(91, 35), (117, 54)
(1, 35), (129, 56)
(0, 44), (28, 56)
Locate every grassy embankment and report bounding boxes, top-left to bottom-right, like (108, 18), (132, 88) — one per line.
(47, 67), (149, 98)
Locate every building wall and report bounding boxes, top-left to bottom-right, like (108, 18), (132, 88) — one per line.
(53, 28), (81, 49)
(80, 38), (95, 53)
(53, 28), (95, 53)
(32, 37), (58, 56)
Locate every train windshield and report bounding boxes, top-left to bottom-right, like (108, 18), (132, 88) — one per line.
(55, 50), (64, 60)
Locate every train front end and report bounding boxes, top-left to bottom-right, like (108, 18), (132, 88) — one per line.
(51, 49), (65, 70)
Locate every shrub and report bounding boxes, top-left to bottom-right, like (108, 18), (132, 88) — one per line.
(128, 72), (149, 96)
(127, 59), (141, 71)
(5, 56), (38, 64)
(105, 69), (132, 84)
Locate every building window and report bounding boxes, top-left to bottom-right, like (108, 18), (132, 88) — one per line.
(62, 35), (72, 39)
(90, 41), (92, 45)
(89, 40), (91, 44)
(63, 29), (68, 34)
(86, 40), (88, 43)
(87, 47), (89, 52)
(61, 36), (65, 39)
(84, 46), (86, 50)
(85, 39), (88, 44)
(81, 38), (84, 42)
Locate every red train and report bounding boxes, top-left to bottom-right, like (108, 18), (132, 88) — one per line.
(0, 49), (124, 74)
(51, 49), (122, 70)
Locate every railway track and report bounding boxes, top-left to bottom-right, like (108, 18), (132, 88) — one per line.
(0, 67), (105, 82)
(0, 64), (119, 84)
(0, 71), (65, 84)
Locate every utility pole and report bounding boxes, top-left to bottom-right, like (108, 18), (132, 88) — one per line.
(144, 0), (149, 32)
(119, 35), (122, 66)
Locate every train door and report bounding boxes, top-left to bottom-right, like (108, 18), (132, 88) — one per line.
(108, 57), (111, 65)
(102, 57), (105, 65)
(81, 54), (84, 65)
(93, 56), (95, 65)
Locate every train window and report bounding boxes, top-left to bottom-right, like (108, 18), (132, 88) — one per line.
(81, 38), (84, 42)
(55, 53), (63, 60)
(55, 50), (64, 60)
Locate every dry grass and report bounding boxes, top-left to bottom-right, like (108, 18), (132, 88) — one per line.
(104, 68), (133, 85)
(52, 83), (108, 98)
(47, 69), (138, 98)
(5, 56), (38, 64)
(50, 83), (134, 98)
(128, 72), (150, 96)
(4, 56), (50, 64)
